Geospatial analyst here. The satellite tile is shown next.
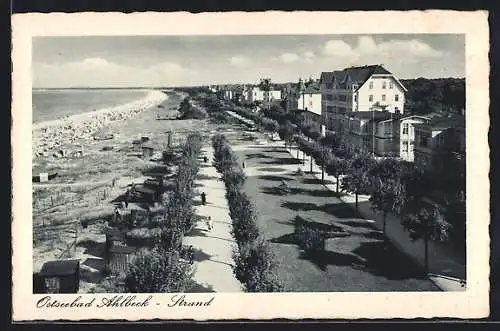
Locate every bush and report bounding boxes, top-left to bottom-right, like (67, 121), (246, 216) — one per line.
(295, 225), (325, 253)
(232, 239), (285, 292)
(212, 133), (286, 292)
(125, 227), (162, 247)
(125, 247), (193, 293)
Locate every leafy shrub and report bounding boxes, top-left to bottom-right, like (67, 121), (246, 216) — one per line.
(125, 227), (162, 247)
(232, 239), (285, 292)
(295, 225), (325, 253)
(125, 247), (193, 293)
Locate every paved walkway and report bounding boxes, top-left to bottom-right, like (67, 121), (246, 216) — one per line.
(282, 142), (466, 291)
(183, 147), (243, 292)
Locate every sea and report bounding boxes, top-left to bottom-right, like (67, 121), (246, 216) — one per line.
(32, 88), (151, 124)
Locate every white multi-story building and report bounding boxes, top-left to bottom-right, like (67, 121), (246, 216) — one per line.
(320, 65), (407, 132)
(268, 90), (282, 102)
(248, 86), (265, 102)
(298, 85), (322, 124)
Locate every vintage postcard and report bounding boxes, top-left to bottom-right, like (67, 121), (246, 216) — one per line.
(12, 11), (490, 321)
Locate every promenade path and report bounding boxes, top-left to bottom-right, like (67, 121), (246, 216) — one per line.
(183, 146), (243, 293)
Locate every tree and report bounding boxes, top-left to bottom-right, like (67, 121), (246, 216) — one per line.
(278, 120), (295, 149)
(325, 154), (348, 193)
(368, 158), (409, 236)
(341, 151), (376, 210)
(262, 118), (279, 136)
(401, 207), (452, 273)
(370, 177), (406, 237)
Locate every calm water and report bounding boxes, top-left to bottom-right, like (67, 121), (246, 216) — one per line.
(32, 89), (149, 123)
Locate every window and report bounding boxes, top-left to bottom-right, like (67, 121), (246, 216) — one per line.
(326, 106), (333, 112)
(402, 142), (408, 152)
(395, 107), (400, 114)
(389, 82), (394, 89)
(409, 141), (415, 152)
(382, 82), (387, 89)
(354, 94), (358, 102)
(402, 123), (409, 135)
(352, 84), (358, 90)
(326, 83), (332, 89)
(326, 94), (333, 101)
(369, 82), (373, 89)
(382, 94), (386, 101)
(369, 95), (374, 102)
(395, 94), (399, 102)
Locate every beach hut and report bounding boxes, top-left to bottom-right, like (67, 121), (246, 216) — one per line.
(38, 260), (80, 293)
(107, 246), (136, 274)
(105, 228), (126, 251)
(144, 178), (163, 190)
(141, 143), (154, 158)
(133, 185), (157, 203)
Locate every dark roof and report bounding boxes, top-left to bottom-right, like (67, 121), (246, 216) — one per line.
(413, 114), (465, 131)
(142, 142), (154, 149)
(343, 65), (391, 84)
(110, 246), (136, 254)
(333, 70), (347, 83)
(429, 115), (465, 130)
(320, 72), (334, 84)
(39, 260), (80, 276)
(134, 186), (156, 195)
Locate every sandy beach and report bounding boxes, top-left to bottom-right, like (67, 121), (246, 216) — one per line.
(31, 89), (219, 291)
(32, 90), (169, 158)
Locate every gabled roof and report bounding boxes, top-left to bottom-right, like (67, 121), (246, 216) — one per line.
(333, 70), (347, 83)
(320, 72), (334, 84)
(413, 114), (465, 131)
(343, 65), (391, 84)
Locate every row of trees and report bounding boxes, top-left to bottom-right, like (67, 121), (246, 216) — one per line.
(229, 102), (456, 273)
(125, 133), (203, 292)
(295, 126), (453, 273)
(212, 134), (285, 292)
(178, 97), (208, 120)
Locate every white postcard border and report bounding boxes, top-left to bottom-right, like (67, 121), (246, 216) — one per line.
(12, 10), (490, 320)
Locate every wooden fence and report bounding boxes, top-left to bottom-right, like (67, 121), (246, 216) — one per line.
(33, 181), (116, 215)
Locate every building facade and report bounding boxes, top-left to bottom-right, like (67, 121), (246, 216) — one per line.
(298, 86), (323, 125)
(320, 65), (407, 133)
(414, 115), (466, 174)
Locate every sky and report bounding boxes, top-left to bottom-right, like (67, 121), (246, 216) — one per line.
(32, 34), (465, 88)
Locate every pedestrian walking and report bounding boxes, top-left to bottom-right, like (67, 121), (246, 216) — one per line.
(188, 245), (195, 264)
(242, 161), (246, 168)
(201, 192), (206, 205)
(206, 216), (213, 231)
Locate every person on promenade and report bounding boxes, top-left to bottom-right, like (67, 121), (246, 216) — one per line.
(242, 161), (246, 168)
(201, 192), (206, 205)
(188, 245), (195, 264)
(206, 216), (213, 231)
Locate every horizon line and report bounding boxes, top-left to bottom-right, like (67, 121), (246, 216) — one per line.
(33, 76), (466, 90)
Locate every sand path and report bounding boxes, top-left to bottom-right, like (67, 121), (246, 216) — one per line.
(183, 146), (243, 292)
